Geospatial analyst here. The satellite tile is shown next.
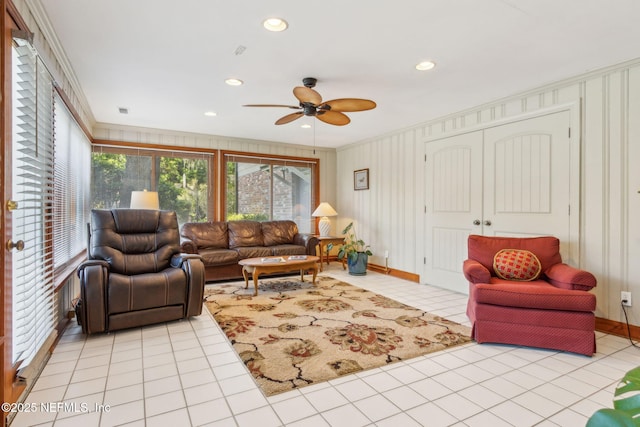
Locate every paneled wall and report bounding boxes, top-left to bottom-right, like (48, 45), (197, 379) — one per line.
(337, 58), (640, 325)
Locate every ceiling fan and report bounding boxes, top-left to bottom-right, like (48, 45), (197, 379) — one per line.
(243, 77), (376, 126)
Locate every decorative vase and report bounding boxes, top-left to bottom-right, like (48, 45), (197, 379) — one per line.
(347, 252), (368, 275)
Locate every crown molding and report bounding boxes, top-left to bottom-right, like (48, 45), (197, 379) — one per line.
(25, 0), (96, 125)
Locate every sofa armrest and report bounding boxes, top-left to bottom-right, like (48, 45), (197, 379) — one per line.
(77, 259), (109, 272)
(463, 259), (491, 284)
(180, 237), (198, 254)
(76, 260), (109, 334)
(545, 263), (597, 291)
(171, 254), (205, 317)
(171, 253), (202, 267)
(293, 233), (320, 256)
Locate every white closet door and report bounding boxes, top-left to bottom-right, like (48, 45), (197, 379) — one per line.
(483, 110), (572, 259)
(423, 110), (573, 293)
(424, 131), (483, 293)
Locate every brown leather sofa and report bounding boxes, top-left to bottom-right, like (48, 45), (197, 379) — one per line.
(180, 220), (319, 282)
(76, 209), (205, 334)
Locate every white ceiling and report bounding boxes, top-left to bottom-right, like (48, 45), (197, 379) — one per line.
(38, 0), (640, 149)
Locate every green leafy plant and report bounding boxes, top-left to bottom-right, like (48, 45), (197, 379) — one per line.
(587, 366), (640, 426)
(227, 213), (269, 221)
(336, 222), (373, 263)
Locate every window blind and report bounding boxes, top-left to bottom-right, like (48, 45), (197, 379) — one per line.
(53, 93), (91, 273)
(11, 37), (56, 367)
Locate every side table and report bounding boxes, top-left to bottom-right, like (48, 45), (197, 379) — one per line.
(315, 236), (345, 272)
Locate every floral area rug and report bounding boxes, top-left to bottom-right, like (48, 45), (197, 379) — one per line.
(203, 275), (472, 396)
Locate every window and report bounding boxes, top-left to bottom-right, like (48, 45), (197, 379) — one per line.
(224, 152), (318, 233)
(91, 146), (213, 225)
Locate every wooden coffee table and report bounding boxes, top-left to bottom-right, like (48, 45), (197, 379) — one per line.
(239, 255), (320, 296)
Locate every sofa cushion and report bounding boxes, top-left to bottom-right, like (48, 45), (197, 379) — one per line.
(493, 249), (541, 281)
(228, 221), (264, 248)
(271, 244), (307, 256)
(198, 248), (239, 266)
(108, 269), (186, 314)
(262, 220), (298, 246)
(91, 209), (180, 275)
(474, 279), (596, 311)
(234, 246), (273, 259)
(181, 222), (228, 249)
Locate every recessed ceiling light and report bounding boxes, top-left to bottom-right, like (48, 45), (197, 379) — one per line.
(301, 124), (311, 129)
(416, 60), (436, 71)
(225, 78), (243, 86)
(263, 17), (288, 32)
(204, 111), (217, 117)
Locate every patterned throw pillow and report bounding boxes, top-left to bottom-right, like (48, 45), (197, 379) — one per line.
(493, 249), (542, 281)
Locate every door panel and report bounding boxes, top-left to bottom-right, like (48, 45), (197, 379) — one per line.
(424, 131), (483, 293)
(484, 111), (571, 258)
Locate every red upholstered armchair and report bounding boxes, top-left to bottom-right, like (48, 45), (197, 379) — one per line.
(463, 235), (597, 356)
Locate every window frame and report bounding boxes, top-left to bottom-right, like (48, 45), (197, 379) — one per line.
(91, 142), (217, 222)
(221, 150), (320, 229)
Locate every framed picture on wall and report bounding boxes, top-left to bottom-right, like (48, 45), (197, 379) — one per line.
(354, 168), (369, 190)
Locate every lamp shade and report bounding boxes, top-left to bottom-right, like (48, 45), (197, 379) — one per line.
(312, 202), (338, 236)
(311, 202), (338, 217)
(130, 190), (160, 210)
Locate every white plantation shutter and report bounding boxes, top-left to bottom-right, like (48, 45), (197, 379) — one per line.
(11, 36), (56, 367)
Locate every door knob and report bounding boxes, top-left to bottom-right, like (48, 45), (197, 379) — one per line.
(6, 239), (25, 252)
(473, 219), (481, 226)
(483, 220), (492, 226)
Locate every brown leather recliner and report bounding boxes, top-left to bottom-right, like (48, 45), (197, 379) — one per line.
(76, 209), (205, 334)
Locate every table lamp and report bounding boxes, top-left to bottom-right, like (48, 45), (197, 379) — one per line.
(312, 202), (338, 236)
(130, 189), (160, 209)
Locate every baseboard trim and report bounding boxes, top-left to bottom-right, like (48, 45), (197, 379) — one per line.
(367, 263), (420, 283)
(596, 317), (640, 341)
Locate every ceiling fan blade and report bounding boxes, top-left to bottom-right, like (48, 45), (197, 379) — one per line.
(316, 110), (350, 126)
(321, 98), (377, 112)
(243, 104), (301, 109)
(275, 112), (304, 125)
(293, 86), (322, 105)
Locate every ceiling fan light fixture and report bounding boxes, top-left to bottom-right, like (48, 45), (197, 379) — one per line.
(263, 18), (288, 32)
(225, 78), (243, 86)
(244, 77), (375, 127)
(416, 60), (436, 71)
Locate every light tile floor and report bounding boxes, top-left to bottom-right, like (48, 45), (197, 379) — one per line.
(10, 264), (639, 427)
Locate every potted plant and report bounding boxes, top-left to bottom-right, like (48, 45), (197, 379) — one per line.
(586, 365), (640, 427)
(336, 222), (373, 275)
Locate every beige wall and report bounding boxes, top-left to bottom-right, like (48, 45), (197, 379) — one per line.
(337, 58), (640, 325)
